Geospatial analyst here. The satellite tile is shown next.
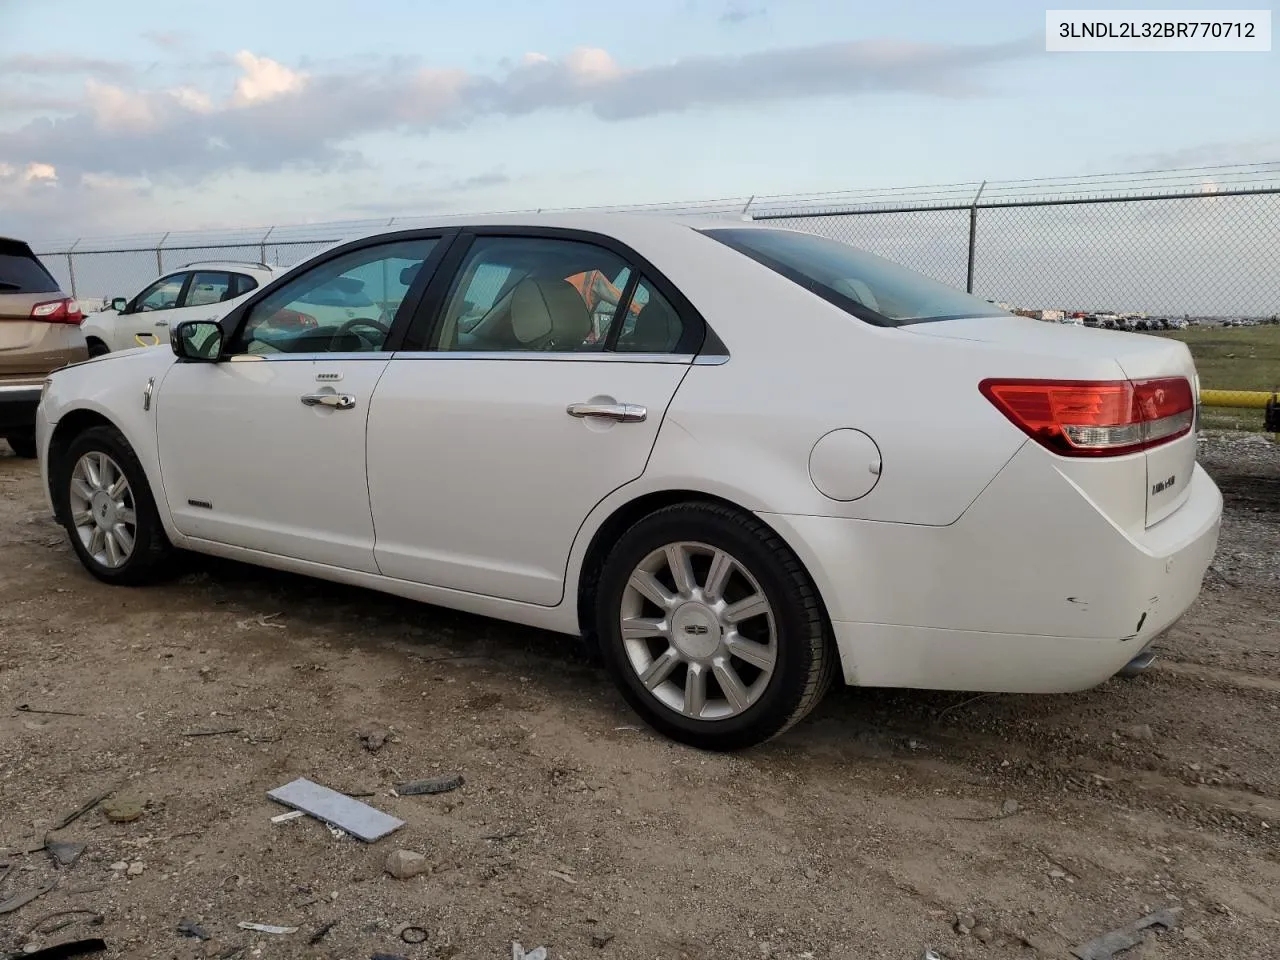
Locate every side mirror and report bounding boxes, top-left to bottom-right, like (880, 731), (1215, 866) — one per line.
(171, 320), (224, 362)
(111, 297), (128, 313)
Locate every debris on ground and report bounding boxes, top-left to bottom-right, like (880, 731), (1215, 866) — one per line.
(270, 810), (305, 824)
(177, 918), (212, 941)
(267, 777), (405, 842)
(47, 792), (111, 832)
(1123, 724), (1155, 741)
(309, 919), (338, 944)
(1071, 907), (1182, 960)
(0, 879), (56, 915)
(46, 840), (86, 866)
(370, 953), (409, 960)
(100, 794), (145, 824)
(512, 942), (548, 960)
(24, 908), (105, 938)
(590, 929), (615, 948)
(17, 938), (107, 959)
(181, 726), (243, 738)
(237, 921), (298, 934)
(357, 727), (390, 752)
(397, 924), (428, 944)
(394, 773), (464, 795)
(384, 849), (429, 880)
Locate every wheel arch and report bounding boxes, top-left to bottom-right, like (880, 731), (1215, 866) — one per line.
(45, 406), (175, 541)
(573, 487), (834, 651)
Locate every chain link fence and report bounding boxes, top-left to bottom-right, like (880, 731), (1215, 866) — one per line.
(30, 165), (1280, 320)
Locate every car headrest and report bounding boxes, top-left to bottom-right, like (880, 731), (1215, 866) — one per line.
(510, 277), (590, 348)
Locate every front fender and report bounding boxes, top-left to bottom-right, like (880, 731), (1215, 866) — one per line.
(40, 350), (182, 542)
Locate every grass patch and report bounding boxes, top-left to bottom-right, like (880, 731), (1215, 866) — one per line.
(1153, 324), (1280, 393)
(1199, 406), (1267, 433)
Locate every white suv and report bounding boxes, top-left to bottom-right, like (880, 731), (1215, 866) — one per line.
(80, 261), (279, 355)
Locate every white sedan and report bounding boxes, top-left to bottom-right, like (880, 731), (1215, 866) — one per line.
(35, 215), (1222, 749)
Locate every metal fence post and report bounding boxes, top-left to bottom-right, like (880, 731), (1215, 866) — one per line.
(66, 238), (81, 299)
(156, 231), (170, 275)
(966, 181), (986, 294)
(260, 226), (274, 265)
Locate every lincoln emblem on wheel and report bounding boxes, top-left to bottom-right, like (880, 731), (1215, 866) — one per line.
(33, 213), (1221, 750)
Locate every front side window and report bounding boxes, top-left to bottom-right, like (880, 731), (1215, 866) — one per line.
(230, 239), (438, 355)
(135, 274), (186, 312)
(183, 271), (232, 307)
(703, 227), (1007, 326)
(434, 237), (632, 352)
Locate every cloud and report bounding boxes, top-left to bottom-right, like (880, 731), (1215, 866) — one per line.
(720, 2), (765, 24)
(1119, 138), (1280, 170)
(0, 38), (1031, 199)
(143, 31), (185, 49)
(230, 51), (308, 106)
(0, 55), (132, 78)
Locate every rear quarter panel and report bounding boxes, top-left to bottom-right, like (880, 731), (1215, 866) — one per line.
(629, 231), (1123, 525)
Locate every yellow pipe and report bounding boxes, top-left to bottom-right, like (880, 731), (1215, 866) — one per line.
(1200, 389), (1273, 409)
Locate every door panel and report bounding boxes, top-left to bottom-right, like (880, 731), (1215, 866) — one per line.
(156, 356), (389, 572)
(368, 357), (688, 604)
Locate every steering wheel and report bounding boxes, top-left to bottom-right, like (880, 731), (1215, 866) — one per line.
(330, 317), (390, 350)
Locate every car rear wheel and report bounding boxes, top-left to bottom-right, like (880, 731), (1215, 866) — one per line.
(86, 338), (109, 358)
(55, 425), (173, 585)
(4, 432), (37, 458)
(595, 501), (835, 750)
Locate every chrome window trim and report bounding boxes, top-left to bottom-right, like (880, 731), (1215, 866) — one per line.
(222, 351), (730, 365)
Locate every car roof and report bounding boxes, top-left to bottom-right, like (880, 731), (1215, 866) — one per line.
(335, 211), (771, 247)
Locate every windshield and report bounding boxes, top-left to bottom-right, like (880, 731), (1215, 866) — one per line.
(703, 227), (1008, 326)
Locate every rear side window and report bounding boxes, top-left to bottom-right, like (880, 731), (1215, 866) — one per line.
(184, 271), (232, 307)
(230, 274), (259, 297)
(0, 240), (60, 294)
(703, 227), (1007, 326)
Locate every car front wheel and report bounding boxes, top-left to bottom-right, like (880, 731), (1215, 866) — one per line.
(595, 502), (835, 750)
(55, 424), (173, 584)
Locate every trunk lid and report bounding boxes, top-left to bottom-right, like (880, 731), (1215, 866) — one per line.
(910, 316), (1199, 527)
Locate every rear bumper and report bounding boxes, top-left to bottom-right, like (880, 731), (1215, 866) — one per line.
(763, 447), (1222, 694)
(0, 384), (41, 434)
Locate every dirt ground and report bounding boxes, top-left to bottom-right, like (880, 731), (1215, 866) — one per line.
(2, 435), (1278, 960)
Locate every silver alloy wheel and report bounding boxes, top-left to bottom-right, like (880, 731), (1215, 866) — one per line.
(69, 451), (137, 569)
(619, 541), (778, 721)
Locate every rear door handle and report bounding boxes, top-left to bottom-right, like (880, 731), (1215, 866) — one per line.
(566, 401), (647, 423)
(301, 393), (357, 410)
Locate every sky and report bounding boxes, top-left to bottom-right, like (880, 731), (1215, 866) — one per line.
(1, 0), (1277, 243)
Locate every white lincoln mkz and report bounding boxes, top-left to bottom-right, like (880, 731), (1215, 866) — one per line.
(36, 214), (1223, 749)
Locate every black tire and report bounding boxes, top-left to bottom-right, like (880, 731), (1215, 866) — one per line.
(595, 501), (835, 751)
(4, 432), (37, 458)
(86, 338), (109, 358)
(54, 424), (173, 585)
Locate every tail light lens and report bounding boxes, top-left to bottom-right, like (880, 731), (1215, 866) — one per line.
(980, 377), (1195, 457)
(31, 298), (84, 324)
(269, 308), (317, 329)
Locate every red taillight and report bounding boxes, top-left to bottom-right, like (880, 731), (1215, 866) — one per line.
(31, 298), (84, 324)
(269, 308), (317, 329)
(980, 377), (1195, 457)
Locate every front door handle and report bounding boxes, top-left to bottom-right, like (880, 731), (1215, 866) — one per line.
(154, 319), (169, 327)
(301, 393), (357, 410)
(566, 401), (647, 423)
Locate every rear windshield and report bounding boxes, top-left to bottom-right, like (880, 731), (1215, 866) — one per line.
(0, 241), (60, 294)
(703, 227), (1007, 326)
